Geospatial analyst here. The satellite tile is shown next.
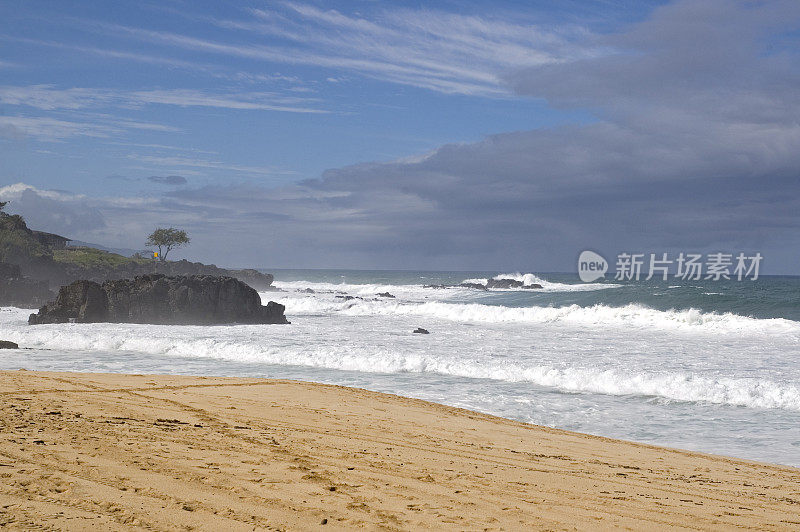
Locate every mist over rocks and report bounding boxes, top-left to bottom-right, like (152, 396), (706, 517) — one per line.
(28, 274), (288, 325)
(0, 261), (53, 308)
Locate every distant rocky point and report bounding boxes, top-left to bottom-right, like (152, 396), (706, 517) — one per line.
(28, 274), (288, 326)
(423, 280), (543, 290)
(1, 208), (278, 308)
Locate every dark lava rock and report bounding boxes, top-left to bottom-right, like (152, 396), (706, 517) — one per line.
(485, 278), (525, 289)
(0, 340), (19, 349)
(522, 283), (543, 289)
(423, 284), (448, 289)
(413, 328), (430, 334)
(335, 295), (362, 301)
(459, 282), (487, 290)
(300, 288), (316, 294)
(28, 274), (289, 325)
(376, 292), (396, 298)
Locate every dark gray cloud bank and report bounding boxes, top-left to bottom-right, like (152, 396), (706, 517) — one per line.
(5, 0), (800, 272)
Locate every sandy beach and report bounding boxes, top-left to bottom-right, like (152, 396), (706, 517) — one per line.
(0, 371), (797, 530)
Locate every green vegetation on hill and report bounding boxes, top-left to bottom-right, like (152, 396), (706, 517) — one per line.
(0, 212), (52, 263)
(52, 247), (149, 269)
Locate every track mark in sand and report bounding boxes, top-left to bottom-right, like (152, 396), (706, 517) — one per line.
(26, 375), (407, 528)
(3, 372), (798, 530)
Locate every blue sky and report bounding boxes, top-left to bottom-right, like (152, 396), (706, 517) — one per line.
(1, 0), (615, 191)
(2, 1), (799, 272)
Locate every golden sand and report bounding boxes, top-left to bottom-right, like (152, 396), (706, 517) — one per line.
(0, 370), (798, 530)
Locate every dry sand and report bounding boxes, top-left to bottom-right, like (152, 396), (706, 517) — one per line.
(0, 370), (798, 530)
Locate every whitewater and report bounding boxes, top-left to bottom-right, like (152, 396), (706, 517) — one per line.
(2, 270), (799, 466)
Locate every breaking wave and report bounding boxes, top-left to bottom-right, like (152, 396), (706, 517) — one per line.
(277, 297), (800, 336)
(462, 272), (618, 292)
(2, 312), (798, 412)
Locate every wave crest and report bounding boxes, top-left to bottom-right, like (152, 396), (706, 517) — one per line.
(278, 298), (800, 335)
(462, 272), (617, 292)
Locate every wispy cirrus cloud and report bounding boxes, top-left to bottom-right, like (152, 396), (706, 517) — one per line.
(0, 112), (179, 141)
(125, 154), (293, 178)
(0, 85), (327, 114)
(90, 3), (599, 97)
(1, 35), (306, 88)
(0, 116), (119, 141)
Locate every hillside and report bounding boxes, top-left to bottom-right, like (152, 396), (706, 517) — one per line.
(0, 211), (52, 265)
(53, 247), (150, 269)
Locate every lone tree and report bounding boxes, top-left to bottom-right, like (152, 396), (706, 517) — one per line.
(146, 228), (190, 262)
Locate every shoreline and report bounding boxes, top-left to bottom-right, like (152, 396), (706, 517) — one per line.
(1, 371), (798, 530)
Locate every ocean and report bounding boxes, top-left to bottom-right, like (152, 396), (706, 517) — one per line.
(2, 270), (799, 467)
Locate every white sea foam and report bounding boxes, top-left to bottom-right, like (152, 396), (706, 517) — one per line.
(273, 297), (800, 336)
(272, 280), (451, 300)
(272, 272), (617, 295)
(464, 272), (619, 292)
(2, 310), (798, 412)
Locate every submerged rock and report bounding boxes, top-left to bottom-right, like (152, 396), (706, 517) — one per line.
(0, 340), (19, 349)
(458, 282), (488, 290)
(28, 274), (289, 325)
(485, 278), (543, 289)
(413, 328), (430, 334)
(335, 295), (363, 301)
(485, 278), (524, 289)
(376, 292), (396, 298)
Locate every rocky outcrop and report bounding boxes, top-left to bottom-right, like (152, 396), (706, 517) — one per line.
(486, 278), (523, 289)
(29, 274), (288, 325)
(426, 280), (543, 290)
(0, 261), (53, 308)
(413, 328), (430, 334)
(485, 279), (543, 289)
(1, 211), (276, 292)
(459, 282), (488, 290)
(0, 340), (19, 349)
